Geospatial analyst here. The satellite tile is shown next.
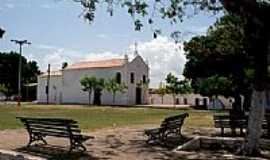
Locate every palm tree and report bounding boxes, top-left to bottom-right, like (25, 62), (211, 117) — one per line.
(105, 78), (127, 104)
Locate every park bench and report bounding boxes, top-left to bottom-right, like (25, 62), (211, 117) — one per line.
(213, 115), (248, 136)
(214, 114), (270, 137)
(144, 113), (189, 144)
(17, 117), (94, 152)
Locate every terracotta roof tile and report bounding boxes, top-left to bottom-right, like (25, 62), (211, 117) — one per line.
(65, 58), (126, 70)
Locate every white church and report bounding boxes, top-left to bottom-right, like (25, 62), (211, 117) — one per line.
(37, 54), (149, 105)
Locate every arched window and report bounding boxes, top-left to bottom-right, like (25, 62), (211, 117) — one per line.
(116, 72), (121, 84)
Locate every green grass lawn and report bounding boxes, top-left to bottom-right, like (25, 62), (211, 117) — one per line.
(0, 104), (215, 131)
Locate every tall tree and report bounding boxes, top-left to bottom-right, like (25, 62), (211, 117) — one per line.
(184, 14), (251, 113)
(0, 52), (40, 98)
(74, 0), (270, 155)
(197, 75), (234, 99)
(105, 78), (127, 104)
(80, 76), (97, 105)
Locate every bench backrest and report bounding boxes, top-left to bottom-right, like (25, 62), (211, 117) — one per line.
(17, 117), (81, 137)
(213, 115), (248, 128)
(161, 113), (189, 129)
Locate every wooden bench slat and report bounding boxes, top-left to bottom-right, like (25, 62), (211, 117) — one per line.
(17, 117), (76, 123)
(27, 125), (81, 134)
(25, 123), (79, 129)
(21, 120), (78, 125)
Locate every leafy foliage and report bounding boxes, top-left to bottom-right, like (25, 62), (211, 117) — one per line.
(0, 84), (8, 99)
(0, 52), (40, 97)
(80, 76), (97, 105)
(183, 14), (253, 101)
(197, 75), (233, 97)
(80, 76), (105, 105)
(73, 0), (222, 34)
(105, 78), (127, 103)
(165, 73), (193, 104)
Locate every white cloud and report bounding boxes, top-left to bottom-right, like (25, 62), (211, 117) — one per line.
(84, 51), (122, 60)
(31, 44), (84, 71)
(127, 36), (186, 88)
(29, 37), (186, 88)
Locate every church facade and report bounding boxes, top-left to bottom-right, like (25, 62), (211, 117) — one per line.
(37, 55), (149, 105)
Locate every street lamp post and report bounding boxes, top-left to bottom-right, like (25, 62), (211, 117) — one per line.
(11, 39), (31, 106)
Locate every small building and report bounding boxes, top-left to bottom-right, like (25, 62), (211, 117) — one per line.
(37, 55), (149, 105)
(149, 93), (233, 110)
(149, 93), (209, 106)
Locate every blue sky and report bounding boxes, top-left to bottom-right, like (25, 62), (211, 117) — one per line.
(0, 0), (222, 87)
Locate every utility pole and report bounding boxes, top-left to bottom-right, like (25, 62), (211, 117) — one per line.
(11, 39), (31, 106)
(46, 64), (51, 104)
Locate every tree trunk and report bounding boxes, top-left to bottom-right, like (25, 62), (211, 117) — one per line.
(244, 90), (266, 155)
(173, 94), (176, 108)
(113, 93), (115, 104)
(161, 96), (164, 104)
(233, 93), (242, 112)
(243, 91), (252, 112)
(88, 92), (91, 106)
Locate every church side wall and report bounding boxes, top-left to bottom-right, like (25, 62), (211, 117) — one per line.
(37, 75), (63, 104)
(61, 67), (129, 105)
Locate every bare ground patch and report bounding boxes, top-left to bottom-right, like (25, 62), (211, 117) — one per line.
(0, 125), (269, 160)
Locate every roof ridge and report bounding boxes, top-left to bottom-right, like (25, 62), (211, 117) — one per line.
(65, 58), (126, 70)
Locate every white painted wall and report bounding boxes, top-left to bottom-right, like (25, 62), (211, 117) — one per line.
(149, 93), (207, 105)
(149, 93), (233, 109)
(37, 55), (149, 105)
(37, 75), (62, 104)
(62, 66), (129, 105)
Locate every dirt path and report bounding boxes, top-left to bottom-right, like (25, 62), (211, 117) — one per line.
(0, 126), (269, 160)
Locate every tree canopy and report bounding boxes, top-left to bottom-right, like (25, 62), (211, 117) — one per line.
(80, 76), (97, 105)
(74, 0), (270, 155)
(183, 14), (253, 111)
(165, 73), (192, 98)
(0, 52), (40, 98)
(105, 78), (127, 104)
